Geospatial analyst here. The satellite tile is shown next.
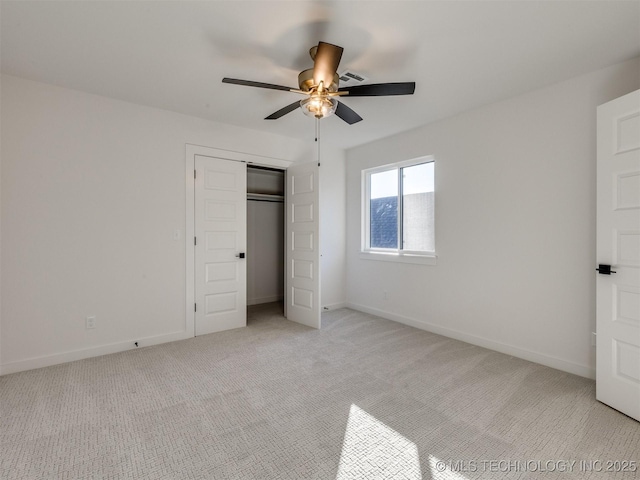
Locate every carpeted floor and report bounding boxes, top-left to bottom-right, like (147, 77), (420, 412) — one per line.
(1, 304), (639, 479)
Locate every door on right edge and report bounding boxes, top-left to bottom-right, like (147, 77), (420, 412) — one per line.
(596, 89), (640, 421)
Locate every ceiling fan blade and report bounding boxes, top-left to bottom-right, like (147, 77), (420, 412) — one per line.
(312, 42), (343, 88)
(341, 82), (416, 97)
(265, 101), (301, 120)
(222, 77), (297, 92)
(335, 101), (363, 125)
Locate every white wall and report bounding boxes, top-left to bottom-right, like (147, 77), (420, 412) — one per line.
(0, 74), (2, 368)
(247, 200), (284, 305)
(0, 74), (346, 374)
(346, 57), (640, 378)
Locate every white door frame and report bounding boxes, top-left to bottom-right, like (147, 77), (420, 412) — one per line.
(185, 144), (292, 336)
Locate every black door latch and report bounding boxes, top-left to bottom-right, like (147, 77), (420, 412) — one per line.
(596, 264), (616, 275)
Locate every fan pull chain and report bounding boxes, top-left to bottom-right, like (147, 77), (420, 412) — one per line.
(316, 117), (320, 166)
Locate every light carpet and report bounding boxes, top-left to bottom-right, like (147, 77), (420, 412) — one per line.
(1, 304), (639, 479)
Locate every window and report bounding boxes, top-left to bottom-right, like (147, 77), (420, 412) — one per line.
(363, 157), (435, 263)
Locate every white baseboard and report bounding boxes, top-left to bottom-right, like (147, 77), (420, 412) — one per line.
(247, 296), (284, 306)
(2, 304), (594, 379)
(322, 302), (347, 311)
(0, 330), (191, 376)
(346, 302), (595, 379)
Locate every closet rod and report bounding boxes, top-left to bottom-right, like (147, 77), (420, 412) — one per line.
(247, 193), (283, 203)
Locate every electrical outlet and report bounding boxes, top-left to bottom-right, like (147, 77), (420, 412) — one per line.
(86, 316), (96, 329)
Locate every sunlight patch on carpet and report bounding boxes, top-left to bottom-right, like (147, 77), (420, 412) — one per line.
(336, 404), (422, 479)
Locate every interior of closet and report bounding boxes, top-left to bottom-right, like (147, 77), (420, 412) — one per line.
(246, 165), (285, 306)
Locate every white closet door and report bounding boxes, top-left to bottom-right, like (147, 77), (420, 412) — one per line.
(286, 161), (321, 328)
(596, 89), (640, 421)
(195, 155), (247, 335)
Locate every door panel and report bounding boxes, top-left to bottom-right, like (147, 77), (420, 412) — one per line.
(596, 89), (640, 421)
(195, 155), (247, 335)
(286, 161), (320, 328)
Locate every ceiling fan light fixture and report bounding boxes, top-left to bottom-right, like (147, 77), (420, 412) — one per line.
(222, 41), (415, 125)
(300, 95), (337, 119)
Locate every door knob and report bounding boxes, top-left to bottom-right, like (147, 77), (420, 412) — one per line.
(236, 253), (245, 259)
(596, 264), (616, 275)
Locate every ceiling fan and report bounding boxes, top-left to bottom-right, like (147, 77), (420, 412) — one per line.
(222, 41), (416, 125)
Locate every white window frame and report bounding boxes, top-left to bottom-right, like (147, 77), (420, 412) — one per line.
(360, 156), (437, 265)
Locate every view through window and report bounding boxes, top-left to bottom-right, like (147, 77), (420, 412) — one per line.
(367, 159), (434, 253)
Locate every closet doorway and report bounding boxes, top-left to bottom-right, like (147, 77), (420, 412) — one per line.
(246, 166), (284, 309)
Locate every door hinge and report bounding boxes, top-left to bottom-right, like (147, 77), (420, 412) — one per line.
(194, 303), (197, 312)
(194, 170), (196, 179)
(194, 237), (197, 245)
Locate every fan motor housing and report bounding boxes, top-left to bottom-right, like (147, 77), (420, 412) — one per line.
(298, 69), (339, 92)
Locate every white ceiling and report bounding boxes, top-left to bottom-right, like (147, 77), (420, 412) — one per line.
(2, 1), (639, 150)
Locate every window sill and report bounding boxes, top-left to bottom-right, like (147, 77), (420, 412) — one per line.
(359, 251), (437, 265)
